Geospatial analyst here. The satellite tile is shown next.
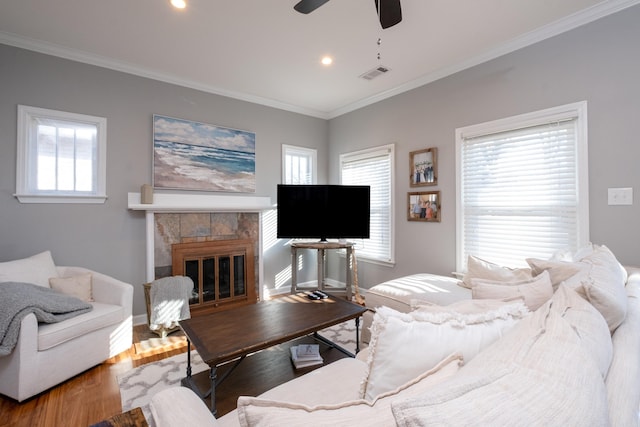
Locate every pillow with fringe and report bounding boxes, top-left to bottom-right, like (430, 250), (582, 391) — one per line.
(359, 300), (529, 400)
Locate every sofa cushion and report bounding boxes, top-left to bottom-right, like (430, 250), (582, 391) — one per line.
(365, 273), (470, 312)
(360, 301), (528, 400)
(49, 273), (94, 302)
(0, 250), (58, 288)
(151, 387), (217, 427)
(390, 295), (610, 427)
(470, 270), (554, 310)
(37, 302), (124, 350)
(218, 357), (369, 425)
(461, 255), (532, 289)
(551, 284), (612, 378)
(236, 353), (462, 427)
(606, 269), (640, 427)
(259, 357), (367, 405)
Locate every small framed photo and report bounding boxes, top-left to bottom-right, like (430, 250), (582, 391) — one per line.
(410, 147), (437, 187)
(408, 191), (441, 222)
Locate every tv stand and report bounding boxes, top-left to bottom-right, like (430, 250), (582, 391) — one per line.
(290, 241), (354, 299)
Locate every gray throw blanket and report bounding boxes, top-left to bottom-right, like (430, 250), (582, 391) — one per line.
(0, 282), (93, 356)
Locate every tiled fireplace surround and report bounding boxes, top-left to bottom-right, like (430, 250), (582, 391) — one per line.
(154, 212), (260, 285)
(128, 192), (273, 301)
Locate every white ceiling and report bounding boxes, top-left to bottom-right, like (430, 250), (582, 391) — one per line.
(1, 0), (638, 119)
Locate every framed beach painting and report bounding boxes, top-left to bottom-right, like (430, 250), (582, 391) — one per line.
(153, 114), (256, 192)
(408, 191), (441, 222)
(409, 147), (437, 187)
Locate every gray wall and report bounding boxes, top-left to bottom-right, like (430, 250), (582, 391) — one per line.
(328, 5), (640, 289)
(0, 45), (328, 316)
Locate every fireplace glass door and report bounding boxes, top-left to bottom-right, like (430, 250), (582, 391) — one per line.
(183, 254), (246, 304)
(173, 239), (256, 314)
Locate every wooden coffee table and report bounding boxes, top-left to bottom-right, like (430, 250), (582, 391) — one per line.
(179, 293), (367, 417)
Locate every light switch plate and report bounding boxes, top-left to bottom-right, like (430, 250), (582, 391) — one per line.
(608, 187), (633, 205)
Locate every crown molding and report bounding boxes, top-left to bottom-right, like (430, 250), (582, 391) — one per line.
(0, 31), (330, 120)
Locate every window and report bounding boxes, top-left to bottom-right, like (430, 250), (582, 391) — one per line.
(282, 144), (317, 184)
(455, 102), (589, 271)
(15, 105), (107, 203)
(340, 144), (394, 264)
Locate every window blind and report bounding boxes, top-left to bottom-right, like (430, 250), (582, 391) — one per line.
(459, 116), (583, 268)
(341, 145), (393, 263)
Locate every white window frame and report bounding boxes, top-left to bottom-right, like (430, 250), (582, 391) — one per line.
(455, 101), (589, 271)
(340, 144), (395, 266)
(282, 144), (317, 185)
(15, 105), (107, 204)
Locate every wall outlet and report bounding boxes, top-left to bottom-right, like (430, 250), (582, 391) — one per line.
(608, 187), (633, 205)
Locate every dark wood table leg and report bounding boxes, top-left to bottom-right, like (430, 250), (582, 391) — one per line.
(355, 316), (361, 354)
(210, 366), (218, 417)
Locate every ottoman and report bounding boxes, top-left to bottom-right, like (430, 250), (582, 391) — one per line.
(362, 273), (471, 343)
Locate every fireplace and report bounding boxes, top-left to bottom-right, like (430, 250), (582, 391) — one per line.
(127, 191), (273, 312)
(172, 239), (256, 314)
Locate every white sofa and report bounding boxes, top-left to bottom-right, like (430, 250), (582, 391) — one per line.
(0, 252), (133, 401)
(150, 245), (640, 426)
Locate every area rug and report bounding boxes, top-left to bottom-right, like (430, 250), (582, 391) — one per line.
(118, 320), (360, 425)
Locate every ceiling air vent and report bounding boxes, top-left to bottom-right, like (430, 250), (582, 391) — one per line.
(359, 66), (390, 81)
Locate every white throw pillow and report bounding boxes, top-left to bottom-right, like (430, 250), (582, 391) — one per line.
(49, 273), (94, 302)
(236, 353), (462, 427)
(461, 255), (532, 289)
(470, 270), (554, 311)
(529, 244), (627, 331)
(0, 250), (58, 288)
(391, 295), (610, 427)
(551, 243), (596, 262)
(577, 245), (628, 331)
(526, 257), (586, 290)
(360, 301), (529, 400)
(410, 297), (525, 314)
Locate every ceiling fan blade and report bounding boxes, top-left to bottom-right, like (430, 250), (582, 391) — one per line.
(374, 0), (402, 29)
(294, 0), (330, 14)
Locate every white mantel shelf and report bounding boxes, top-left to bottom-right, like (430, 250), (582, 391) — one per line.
(127, 192), (274, 212)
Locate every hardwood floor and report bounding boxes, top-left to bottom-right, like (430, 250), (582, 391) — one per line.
(0, 325), (188, 427)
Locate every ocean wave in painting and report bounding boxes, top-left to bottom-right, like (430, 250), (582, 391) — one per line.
(154, 140), (256, 192)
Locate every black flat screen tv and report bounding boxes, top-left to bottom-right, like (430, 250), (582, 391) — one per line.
(277, 184), (370, 242)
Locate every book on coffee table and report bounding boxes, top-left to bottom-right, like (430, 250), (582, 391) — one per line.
(290, 345), (323, 369)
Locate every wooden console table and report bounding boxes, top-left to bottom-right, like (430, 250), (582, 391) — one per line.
(290, 241), (354, 299)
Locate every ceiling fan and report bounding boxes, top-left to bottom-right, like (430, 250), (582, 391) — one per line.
(294, 0), (402, 29)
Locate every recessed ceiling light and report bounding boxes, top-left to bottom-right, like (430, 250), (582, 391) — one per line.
(321, 56), (333, 66)
(171, 0), (186, 9)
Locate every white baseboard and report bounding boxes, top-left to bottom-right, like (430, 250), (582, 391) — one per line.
(133, 313), (147, 326)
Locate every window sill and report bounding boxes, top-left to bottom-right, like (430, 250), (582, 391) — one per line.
(338, 250), (395, 268)
(14, 194), (108, 204)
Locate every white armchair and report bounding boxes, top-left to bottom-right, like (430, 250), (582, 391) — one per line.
(0, 252), (133, 402)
